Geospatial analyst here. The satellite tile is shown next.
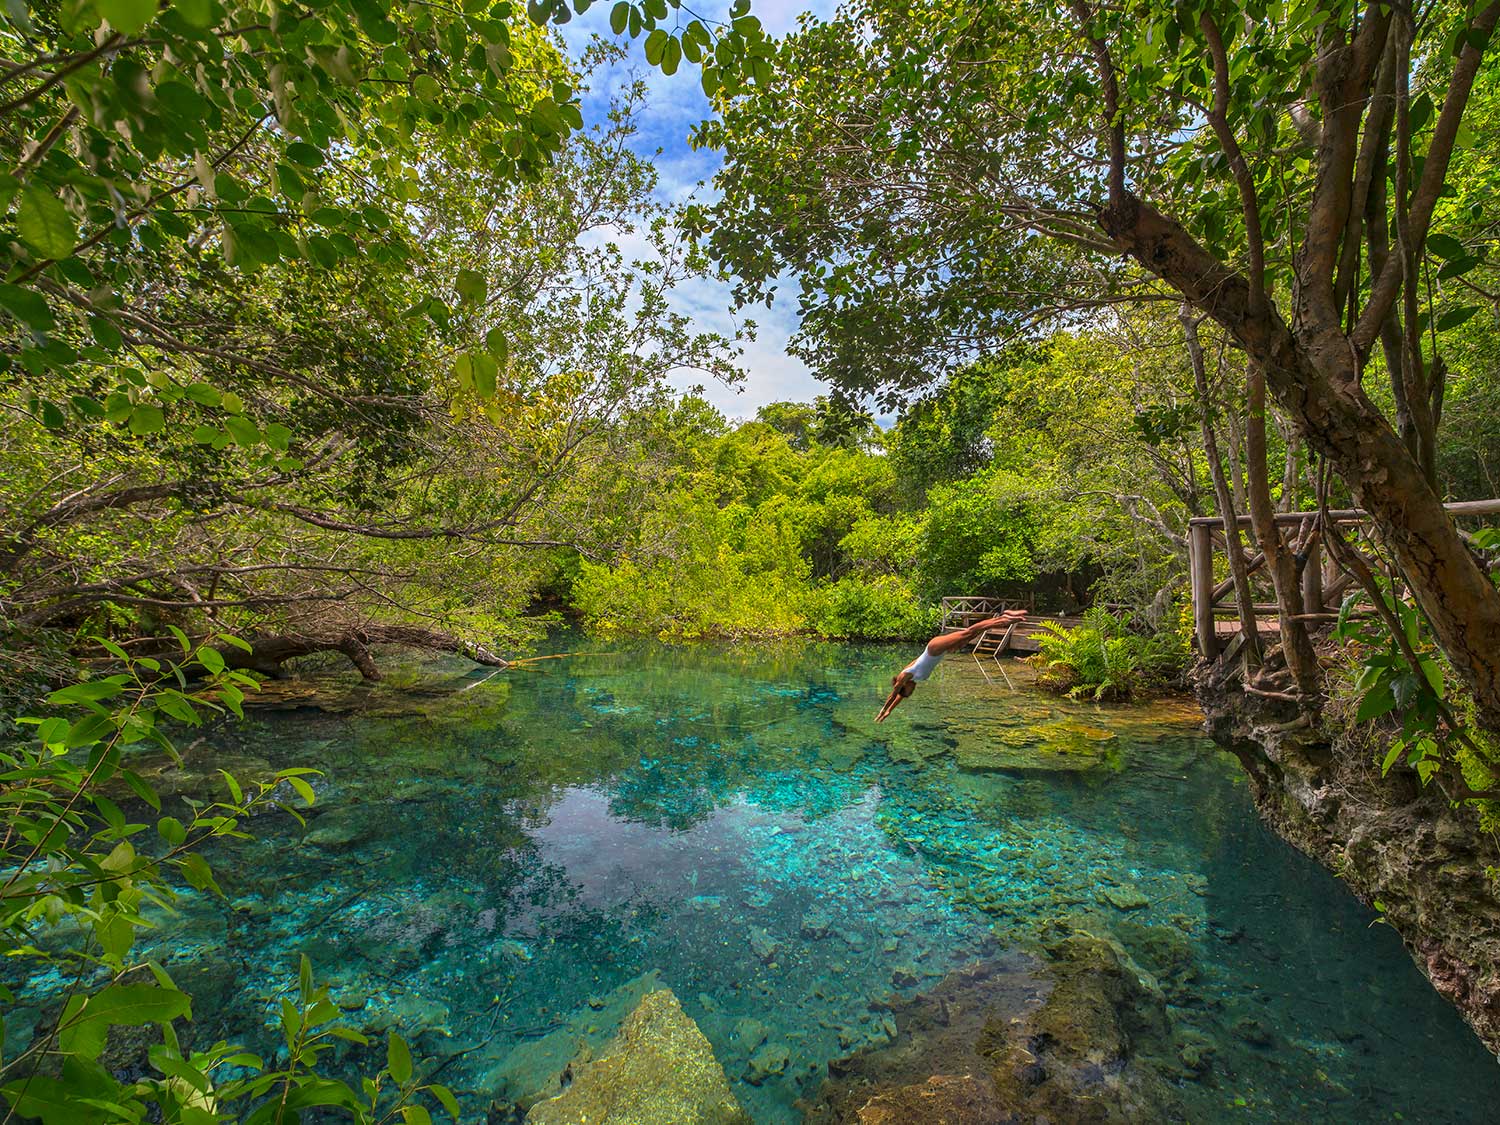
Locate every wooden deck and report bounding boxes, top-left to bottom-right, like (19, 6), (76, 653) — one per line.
(939, 597), (1079, 656)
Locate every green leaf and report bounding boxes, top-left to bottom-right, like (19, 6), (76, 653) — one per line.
(65, 713), (116, 749)
(286, 142), (327, 168)
(59, 984), (192, 1059)
(157, 816), (187, 846)
(472, 352), (497, 397)
(0, 1076), (102, 1125)
(661, 35), (682, 75)
(1418, 657), (1445, 697)
(224, 415), (261, 446)
(644, 28), (668, 65)
(98, 0), (160, 32)
(402, 1107), (433, 1125)
(609, 0), (628, 33)
(387, 1032), (413, 1085)
(180, 853), (221, 894)
(431, 1084), (462, 1122)
(455, 267), (487, 305)
(1355, 682), (1397, 723)
(1435, 306), (1481, 332)
(1437, 255), (1480, 280)
(128, 404), (165, 435)
(49, 677), (126, 704)
(0, 283), (56, 331)
(174, 0), (215, 26)
(17, 185), (78, 260)
(286, 775), (317, 806)
(197, 646), (225, 675)
(1425, 232), (1465, 260)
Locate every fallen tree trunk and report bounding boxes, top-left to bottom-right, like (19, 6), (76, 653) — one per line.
(219, 626), (510, 681)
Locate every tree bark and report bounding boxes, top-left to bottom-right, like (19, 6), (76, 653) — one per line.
(1097, 192), (1500, 723)
(220, 626), (510, 681)
(1245, 361), (1319, 700)
(1183, 309), (1260, 666)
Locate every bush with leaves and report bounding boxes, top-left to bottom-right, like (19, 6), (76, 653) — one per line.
(806, 576), (936, 641)
(1032, 609), (1188, 701)
(0, 639), (462, 1124)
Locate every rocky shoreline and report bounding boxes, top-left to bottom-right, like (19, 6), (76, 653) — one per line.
(1197, 667), (1500, 1056)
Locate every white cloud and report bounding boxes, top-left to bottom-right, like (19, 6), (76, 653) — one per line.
(554, 2), (837, 413)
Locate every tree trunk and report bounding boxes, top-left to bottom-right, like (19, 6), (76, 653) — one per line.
(1246, 361), (1319, 700)
(1183, 309), (1260, 666)
(220, 626), (511, 680)
(1099, 192), (1500, 723)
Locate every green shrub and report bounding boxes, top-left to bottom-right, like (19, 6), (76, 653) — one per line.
(1032, 608), (1187, 700)
(807, 576), (937, 640)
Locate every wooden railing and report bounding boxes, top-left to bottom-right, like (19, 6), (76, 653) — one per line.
(938, 595), (1032, 631)
(1187, 499), (1500, 659)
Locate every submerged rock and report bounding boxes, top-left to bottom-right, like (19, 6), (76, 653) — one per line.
(800, 910), (834, 940)
(524, 989), (748, 1124)
(1097, 884), (1151, 911)
(749, 926), (783, 964)
(731, 1017), (768, 1051)
(853, 1074), (1004, 1124)
(807, 934), (1187, 1124)
(746, 1041), (791, 1085)
(484, 1028), (585, 1111)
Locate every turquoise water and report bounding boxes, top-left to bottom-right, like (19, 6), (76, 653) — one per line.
(13, 638), (1500, 1120)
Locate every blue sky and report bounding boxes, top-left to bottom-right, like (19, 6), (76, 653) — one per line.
(557, 0), (838, 419)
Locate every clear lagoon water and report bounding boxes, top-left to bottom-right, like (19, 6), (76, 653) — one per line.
(12, 637), (1500, 1121)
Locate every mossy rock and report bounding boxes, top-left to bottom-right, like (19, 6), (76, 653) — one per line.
(525, 989), (749, 1124)
(951, 734), (1120, 775)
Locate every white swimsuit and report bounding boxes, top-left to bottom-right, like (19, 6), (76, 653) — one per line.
(903, 647), (943, 682)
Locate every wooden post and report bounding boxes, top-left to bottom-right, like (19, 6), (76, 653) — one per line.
(1190, 521), (1219, 659)
(1301, 538), (1324, 612)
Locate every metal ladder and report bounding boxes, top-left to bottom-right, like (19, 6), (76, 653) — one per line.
(971, 622), (1018, 688)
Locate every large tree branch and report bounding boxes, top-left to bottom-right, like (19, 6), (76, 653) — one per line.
(1067, 0), (1126, 202)
(1300, 3), (1392, 348)
(1200, 12), (1267, 313)
(1352, 0), (1500, 351)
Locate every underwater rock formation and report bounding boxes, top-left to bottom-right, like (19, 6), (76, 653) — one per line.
(524, 988), (748, 1124)
(1200, 672), (1500, 1054)
(852, 1074), (1004, 1123)
(806, 932), (1186, 1124)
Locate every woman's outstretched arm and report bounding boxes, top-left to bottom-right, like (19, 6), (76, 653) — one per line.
(923, 610), (1027, 657)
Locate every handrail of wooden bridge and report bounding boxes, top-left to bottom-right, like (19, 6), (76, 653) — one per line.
(1187, 499), (1500, 659)
(939, 595), (1032, 631)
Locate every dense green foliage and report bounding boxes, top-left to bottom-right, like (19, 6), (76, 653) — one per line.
(1034, 609), (1190, 701)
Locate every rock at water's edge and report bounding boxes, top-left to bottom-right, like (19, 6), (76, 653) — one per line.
(524, 989), (749, 1125)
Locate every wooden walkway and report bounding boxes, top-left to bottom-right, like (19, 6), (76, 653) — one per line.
(938, 596), (1080, 657)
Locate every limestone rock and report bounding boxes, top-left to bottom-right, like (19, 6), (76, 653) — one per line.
(745, 1041), (790, 1084)
(481, 1028), (585, 1111)
(731, 1017), (768, 1051)
(524, 989), (748, 1125)
(749, 926), (782, 964)
(1097, 884), (1151, 911)
(855, 1074), (1005, 1124)
(800, 909), (833, 939)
